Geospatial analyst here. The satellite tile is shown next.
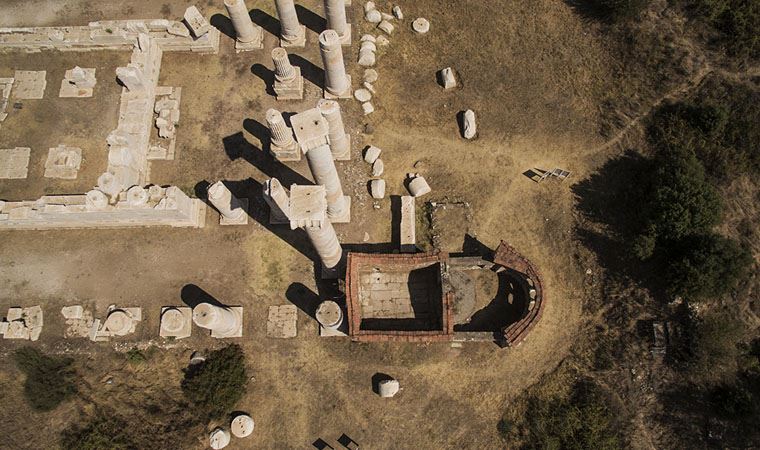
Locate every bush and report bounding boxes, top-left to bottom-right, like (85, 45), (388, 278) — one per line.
(665, 233), (752, 299)
(13, 347), (77, 412)
(181, 344), (247, 419)
(694, 0), (760, 59)
(61, 415), (134, 450)
(588, 0), (651, 20)
(710, 383), (755, 418)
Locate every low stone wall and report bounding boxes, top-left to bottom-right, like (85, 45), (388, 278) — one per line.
(493, 241), (546, 347)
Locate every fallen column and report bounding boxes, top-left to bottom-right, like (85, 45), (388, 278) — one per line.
(324, 0), (351, 45)
(275, 0), (306, 47)
(319, 30), (351, 99)
(266, 108), (300, 161)
(224, 0), (262, 50)
(263, 177), (291, 224)
(289, 184), (344, 277)
(317, 99), (350, 160)
(271, 47), (303, 100)
(192, 302), (243, 338)
(305, 144), (350, 222)
(207, 181), (248, 225)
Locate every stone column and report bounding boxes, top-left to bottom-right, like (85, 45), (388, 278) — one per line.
(317, 99), (350, 160)
(305, 219), (343, 271)
(305, 144), (348, 220)
(263, 178), (290, 224)
(271, 48), (304, 101)
(265, 108), (300, 160)
(275, 0), (305, 46)
(319, 30), (351, 98)
(224, 0), (262, 49)
(324, 0), (351, 45)
(207, 181), (248, 225)
(193, 303), (243, 338)
(316, 300), (343, 330)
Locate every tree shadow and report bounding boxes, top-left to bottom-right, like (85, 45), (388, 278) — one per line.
(210, 14), (235, 40)
(290, 54), (324, 88)
(251, 63), (276, 96)
(295, 4), (325, 34)
(180, 284), (227, 308)
(251, 8), (280, 38)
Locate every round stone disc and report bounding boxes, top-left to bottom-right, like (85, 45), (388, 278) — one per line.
(231, 414), (254, 438)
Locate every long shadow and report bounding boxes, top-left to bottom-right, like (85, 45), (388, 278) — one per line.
(286, 282), (321, 319)
(251, 8), (280, 38)
(454, 271), (523, 332)
(251, 63), (276, 96)
(224, 130), (313, 188)
(390, 195), (401, 248)
(210, 14), (235, 40)
(371, 372), (395, 395)
(460, 233), (494, 259)
(312, 438), (334, 450)
(295, 4), (325, 34)
(290, 54), (324, 88)
(180, 284), (227, 308)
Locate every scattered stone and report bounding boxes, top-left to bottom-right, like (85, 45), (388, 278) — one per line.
(363, 123), (374, 134)
(266, 305), (297, 338)
(377, 20), (394, 35)
(363, 232), (370, 242)
(354, 88), (372, 102)
(365, 9), (382, 23)
(230, 414), (255, 438)
(376, 35), (390, 46)
(364, 145), (382, 164)
(2, 306), (43, 341)
(360, 34), (376, 43)
(61, 305), (84, 320)
(439, 67), (456, 89)
(364, 1), (375, 13)
(378, 378), (400, 397)
(44, 145), (82, 179)
(363, 68), (378, 83)
(370, 179), (386, 199)
(408, 175), (431, 197)
(59, 67), (96, 98)
(372, 158), (384, 176)
(189, 351), (206, 365)
(462, 109), (476, 139)
(412, 18), (430, 34)
(360, 40), (377, 53)
(362, 102), (375, 115)
(381, 12), (395, 21)
(358, 49), (375, 67)
(183, 5), (211, 38)
(209, 428), (231, 450)
(393, 5), (403, 19)
(363, 81), (376, 94)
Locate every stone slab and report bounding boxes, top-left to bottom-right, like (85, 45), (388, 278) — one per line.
(266, 305), (297, 338)
(400, 195), (416, 252)
(44, 145), (82, 179)
(13, 70), (46, 99)
(0, 147), (31, 179)
(59, 68), (96, 98)
(290, 108), (329, 152)
(289, 184), (327, 229)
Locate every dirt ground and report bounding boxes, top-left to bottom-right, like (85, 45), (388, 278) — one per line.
(0, 0), (672, 448)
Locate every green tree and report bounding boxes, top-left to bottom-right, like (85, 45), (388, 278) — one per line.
(181, 344), (247, 419)
(13, 347), (77, 411)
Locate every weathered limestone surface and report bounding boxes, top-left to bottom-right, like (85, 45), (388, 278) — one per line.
(207, 181), (248, 225)
(193, 303), (243, 338)
(12, 70), (46, 99)
(439, 67), (456, 89)
(275, 0), (306, 47)
(1, 306), (43, 341)
(159, 306), (192, 339)
(378, 378), (400, 397)
(462, 109), (476, 139)
(266, 305), (297, 338)
(363, 145), (381, 164)
(90, 306), (142, 341)
(408, 175), (431, 197)
(289, 185), (344, 273)
(370, 179), (385, 199)
(44, 145), (82, 179)
(290, 107), (329, 152)
(319, 30), (351, 99)
(305, 144), (349, 221)
(272, 47), (303, 100)
(266, 108), (300, 160)
(183, 6), (211, 38)
(59, 66), (96, 97)
(224, 0), (262, 50)
(263, 178), (290, 224)
(316, 300), (343, 330)
(209, 428), (231, 450)
(317, 99), (350, 160)
(0, 147), (30, 179)
(0, 186), (206, 229)
(324, 0), (351, 44)
(400, 195), (416, 252)
(231, 414), (255, 438)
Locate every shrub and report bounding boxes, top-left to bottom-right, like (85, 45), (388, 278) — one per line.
(13, 347), (77, 412)
(61, 415), (134, 450)
(588, 0), (651, 20)
(665, 233), (752, 300)
(710, 383), (755, 418)
(680, 311), (744, 375)
(181, 344), (247, 419)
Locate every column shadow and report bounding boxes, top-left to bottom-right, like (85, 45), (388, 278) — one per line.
(251, 8), (280, 38)
(251, 63), (276, 96)
(210, 14), (235, 40)
(295, 4), (326, 34)
(223, 129), (313, 188)
(180, 284), (227, 308)
(290, 54), (324, 88)
(286, 282), (320, 319)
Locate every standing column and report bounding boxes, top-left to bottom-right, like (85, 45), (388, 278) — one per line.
(275, 0), (306, 47)
(324, 0), (351, 45)
(265, 108), (300, 161)
(207, 181), (248, 225)
(263, 178), (291, 224)
(305, 144), (349, 221)
(271, 48), (304, 101)
(192, 303), (243, 338)
(319, 30), (352, 99)
(224, 0), (262, 50)
(305, 219), (343, 271)
(317, 99), (350, 160)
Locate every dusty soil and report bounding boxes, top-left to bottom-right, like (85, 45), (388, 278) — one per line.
(0, 0), (690, 449)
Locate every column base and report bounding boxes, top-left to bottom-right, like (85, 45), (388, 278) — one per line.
(274, 67), (304, 101)
(219, 199), (249, 225)
(210, 306), (244, 338)
(323, 75), (352, 99)
(327, 196), (351, 223)
(331, 135), (351, 161)
(280, 25), (307, 48)
(159, 307), (192, 339)
(235, 29), (263, 52)
(270, 140), (301, 162)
